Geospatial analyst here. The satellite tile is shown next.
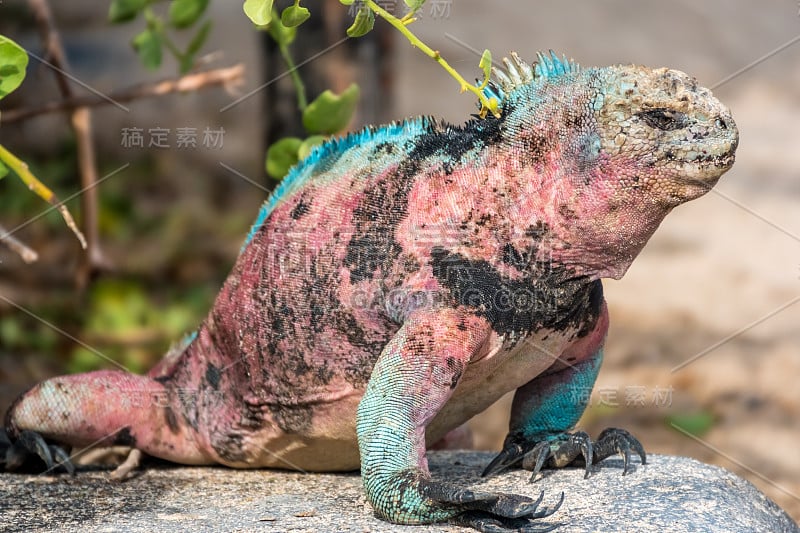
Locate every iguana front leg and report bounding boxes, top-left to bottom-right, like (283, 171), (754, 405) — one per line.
(357, 307), (561, 532)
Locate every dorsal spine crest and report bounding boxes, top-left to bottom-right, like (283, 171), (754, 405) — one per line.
(481, 50), (581, 110)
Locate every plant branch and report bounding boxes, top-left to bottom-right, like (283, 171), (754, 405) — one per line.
(0, 64), (246, 124)
(0, 143), (87, 250)
(28, 0), (103, 285)
(0, 223), (39, 264)
(364, 0), (499, 118)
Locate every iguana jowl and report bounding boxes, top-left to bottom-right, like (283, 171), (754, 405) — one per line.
(2, 51), (738, 531)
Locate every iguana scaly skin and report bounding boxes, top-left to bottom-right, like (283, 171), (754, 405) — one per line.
(2, 52), (738, 531)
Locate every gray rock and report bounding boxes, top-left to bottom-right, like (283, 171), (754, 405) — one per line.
(0, 453), (796, 532)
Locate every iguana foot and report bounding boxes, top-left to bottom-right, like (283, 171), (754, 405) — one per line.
(367, 469), (562, 531)
(0, 428), (74, 474)
(482, 427), (646, 481)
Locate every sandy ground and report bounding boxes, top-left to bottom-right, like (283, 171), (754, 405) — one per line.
(1, 0), (798, 524)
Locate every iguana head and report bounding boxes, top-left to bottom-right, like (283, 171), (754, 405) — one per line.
(591, 64), (738, 203)
(487, 51), (739, 279)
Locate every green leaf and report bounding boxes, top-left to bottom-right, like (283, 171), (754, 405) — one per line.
(404, 0), (425, 12)
(667, 412), (715, 437)
(298, 135), (326, 160)
(0, 160), (8, 180)
(339, 0), (355, 5)
(266, 137), (303, 179)
(169, 0), (209, 28)
(109, 0), (149, 23)
(267, 10), (297, 46)
(0, 35), (29, 100)
(478, 49), (492, 84)
(346, 6), (374, 38)
(302, 83), (360, 134)
(281, 4), (310, 27)
(132, 28), (163, 70)
(243, 0), (273, 25)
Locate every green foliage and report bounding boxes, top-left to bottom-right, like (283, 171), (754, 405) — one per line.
(281, 2), (310, 27)
(0, 161), (8, 180)
(478, 49), (492, 87)
(108, 0), (148, 23)
(169, 0), (209, 28)
(264, 81), (359, 180)
(265, 137), (303, 179)
(302, 83), (360, 135)
(297, 135), (325, 160)
(111, 0), (213, 74)
(346, 6), (375, 37)
(0, 35), (29, 100)
(255, 2), (361, 180)
(132, 27), (163, 70)
(243, 0), (273, 25)
(668, 411), (715, 437)
(336, 0), (499, 118)
(0, 316), (57, 352)
(404, 0), (425, 12)
(267, 10), (297, 46)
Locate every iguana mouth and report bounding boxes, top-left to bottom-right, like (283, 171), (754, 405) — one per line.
(668, 135), (738, 174)
(693, 149), (736, 169)
(712, 150), (736, 169)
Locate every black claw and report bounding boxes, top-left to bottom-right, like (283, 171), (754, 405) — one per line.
(495, 490), (545, 519)
(621, 430), (648, 466)
(0, 428), (74, 474)
(51, 446), (75, 475)
(526, 442), (550, 482)
(572, 431), (592, 479)
(621, 442), (632, 475)
(18, 430), (55, 470)
(521, 523), (560, 533)
(482, 443), (525, 477)
(529, 491), (565, 520)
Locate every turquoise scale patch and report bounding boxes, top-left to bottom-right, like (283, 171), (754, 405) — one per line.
(241, 117), (433, 250)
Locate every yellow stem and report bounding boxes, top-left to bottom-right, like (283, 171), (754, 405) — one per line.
(0, 144), (54, 201)
(365, 0), (499, 118)
(0, 143), (87, 249)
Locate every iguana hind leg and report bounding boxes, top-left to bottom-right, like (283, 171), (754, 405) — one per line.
(4, 370), (213, 471)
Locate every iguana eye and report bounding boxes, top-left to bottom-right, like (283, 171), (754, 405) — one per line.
(638, 108), (688, 131)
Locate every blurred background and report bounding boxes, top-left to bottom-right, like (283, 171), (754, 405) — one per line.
(0, 0), (798, 522)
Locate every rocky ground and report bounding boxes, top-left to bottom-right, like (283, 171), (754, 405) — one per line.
(1, 453), (797, 532)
